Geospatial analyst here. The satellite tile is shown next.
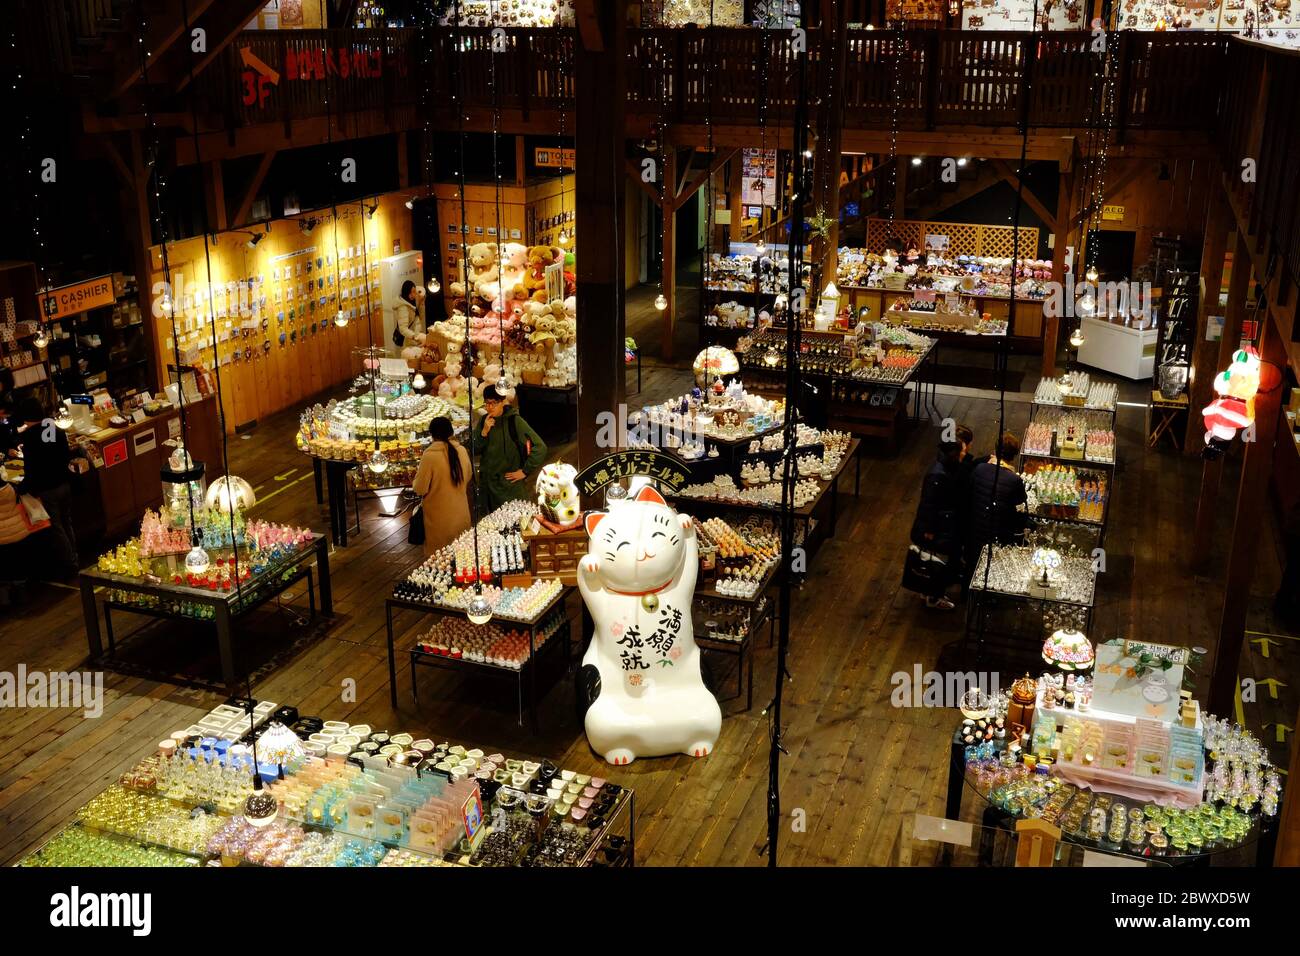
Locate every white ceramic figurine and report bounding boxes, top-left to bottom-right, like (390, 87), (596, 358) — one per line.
(577, 485), (721, 765)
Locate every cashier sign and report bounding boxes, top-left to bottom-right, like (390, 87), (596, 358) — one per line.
(40, 275), (115, 320)
(575, 451), (691, 499)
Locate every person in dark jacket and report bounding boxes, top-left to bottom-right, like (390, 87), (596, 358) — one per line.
(907, 439), (963, 609)
(0, 393), (19, 454)
(474, 385), (547, 511)
(964, 430), (1028, 587)
(15, 397), (78, 576)
(954, 423), (989, 590)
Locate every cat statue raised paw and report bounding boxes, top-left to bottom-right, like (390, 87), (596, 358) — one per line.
(577, 485), (722, 765)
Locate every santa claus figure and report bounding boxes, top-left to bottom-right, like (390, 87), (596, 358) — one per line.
(1202, 348), (1261, 444)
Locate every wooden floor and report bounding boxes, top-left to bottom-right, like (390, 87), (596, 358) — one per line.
(1, 290), (1295, 866)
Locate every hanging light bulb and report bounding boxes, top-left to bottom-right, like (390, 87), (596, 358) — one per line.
(185, 543), (211, 576)
(467, 591), (492, 625)
(1085, 266), (1099, 283)
(404, 198), (415, 210)
(243, 777), (279, 828)
(205, 475), (257, 513)
(764, 347), (781, 367)
(411, 372), (426, 391)
(957, 157), (969, 167)
(1070, 326), (1086, 348)
(335, 309), (348, 328)
(654, 293), (668, 311)
(558, 229), (570, 246)
(911, 156), (923, 167)
(605, 483), (628, 503)
(159, 291), (172, 314)
(54, 403), (73, 430)
(755, 240), (767, 257)
(427, 276), (441, 294)
(367, 448), (389, 474)
(33, 325), (49, 349)
(802, 148), (813, 160)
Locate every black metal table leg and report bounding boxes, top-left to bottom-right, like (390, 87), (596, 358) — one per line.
(315, 538), (333, 615)
(214, 602), (237, 694)
(314, 457), (324, 504)
(80, 576), (102, 660)
(104, 603), (115, 656)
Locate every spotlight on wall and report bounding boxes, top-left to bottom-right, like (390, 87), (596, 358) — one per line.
(404, 198), (415, 210)
(246, 232), (264, 250)
(299, 217), (319, 235)
(365, 202), (378, 219)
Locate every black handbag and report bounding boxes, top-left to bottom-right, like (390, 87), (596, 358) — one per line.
(407, 502), (425, 545)
(901, 544), (950, 595)
(393, 325), (405, 348)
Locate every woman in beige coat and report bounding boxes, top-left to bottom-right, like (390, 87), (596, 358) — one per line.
(412, 417), (472, 555)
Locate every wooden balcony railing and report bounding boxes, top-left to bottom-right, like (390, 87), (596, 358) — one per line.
(197, 28), (1230, 135)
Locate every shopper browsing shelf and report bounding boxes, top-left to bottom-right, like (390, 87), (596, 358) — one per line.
(15, 397), (78, 577)
(964, 430), (1029, 585)
(393, 280), (427, 366)
(411, 417), (472, 555)
(475, 385), (547, 511)
(904, 439), (963, 610)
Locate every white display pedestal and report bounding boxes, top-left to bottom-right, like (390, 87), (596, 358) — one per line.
(1075, 317), (1157, 380)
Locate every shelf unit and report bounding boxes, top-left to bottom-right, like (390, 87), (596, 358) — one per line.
(45, 274), (151, 402)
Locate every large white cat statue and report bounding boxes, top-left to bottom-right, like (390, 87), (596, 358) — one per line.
(577, 484), (722, 765)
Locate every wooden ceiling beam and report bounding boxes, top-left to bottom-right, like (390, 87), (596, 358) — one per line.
(673, 147), (739, 211)
(108, 0), (221, 98)
(231, 152), (276, 228)
(175, 0), (273, 93)
(990, 158), (1058, 233)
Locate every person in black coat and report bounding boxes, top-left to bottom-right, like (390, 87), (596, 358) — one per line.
(906, 439), (963, 609)
(964, 430), (1029, 588)
(15, 397), (78, 576)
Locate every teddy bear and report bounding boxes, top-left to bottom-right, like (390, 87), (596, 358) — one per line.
(497, 242), (529, 299)
(524, 245), (562, 302)
(438, 353), (469, 404)
(449, 241), (500, 301)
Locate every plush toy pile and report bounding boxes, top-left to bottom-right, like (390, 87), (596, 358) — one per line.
(439, 240), (578, 392)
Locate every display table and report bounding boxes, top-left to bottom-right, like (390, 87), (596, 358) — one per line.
(946, 726), (1279, 866)
(385, 586), (574, 732)
(22, 703), (635, 868)
(964, 545), (1096, 659)
(1147, 390), (1189, 451)
(79, 534), (332, 693)
(1076, 316), (1158, 380)
(515, 382), (577, 443)
(693, 563), (778, 712)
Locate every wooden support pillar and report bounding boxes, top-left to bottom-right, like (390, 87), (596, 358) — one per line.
(1277, 702), (1300, 865)
(514, 135), (527, 188)
(396, 131), (409, 189)
(575, 0), (627, 469)
(1184, 189), (1232, 451)
(205, 160), (228, 233)
(1043, 168), (1073, 377)
(1191, 230), (1252, 572)
(660, 146), (677, 361)
(726, 154), (743, 253)
(1207, 311), (1287, 717)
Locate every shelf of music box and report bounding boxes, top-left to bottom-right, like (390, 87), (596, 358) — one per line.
(1021, 449), (1117, 471)
(387, 584), (571, 629)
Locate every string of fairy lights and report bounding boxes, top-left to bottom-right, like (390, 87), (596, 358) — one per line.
(887, 16), (903, 234)
(654, 25), (670, 313)
(451, 0), (491, 626)
(420, 0), (441, 303)
(490, 0), (508, 373)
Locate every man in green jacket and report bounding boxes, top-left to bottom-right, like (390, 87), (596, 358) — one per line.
(475, 385), (548, 511)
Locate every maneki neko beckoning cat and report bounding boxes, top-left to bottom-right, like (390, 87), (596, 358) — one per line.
(576, 485), (722, 765)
